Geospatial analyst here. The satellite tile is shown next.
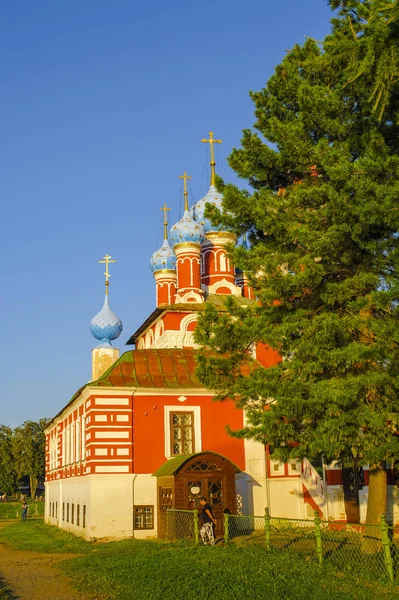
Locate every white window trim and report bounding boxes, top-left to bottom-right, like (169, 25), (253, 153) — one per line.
(164, 406), (202, 459)
(269, 459), (284, 476)
(288, 461), (301, 476)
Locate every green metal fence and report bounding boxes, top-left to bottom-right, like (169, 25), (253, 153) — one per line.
(166, 508), (398, 584)
(166, 509), (197, 543)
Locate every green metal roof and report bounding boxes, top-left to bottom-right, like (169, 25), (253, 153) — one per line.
(153, 455), (193, 477)
(153, 451), (242, 477)
(46, 348), (208, 429)
(92, 347), (206, 389)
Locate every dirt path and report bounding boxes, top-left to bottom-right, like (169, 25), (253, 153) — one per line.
(0, 542), (104, 600)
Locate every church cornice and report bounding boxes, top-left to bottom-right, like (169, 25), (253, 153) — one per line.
(126, 295), (256, 346)
(173, 242), (201, 252)
(153, 269), (177, 278)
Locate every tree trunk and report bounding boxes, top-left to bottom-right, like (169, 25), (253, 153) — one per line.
(29, 474), (38, 500)
(365, 463), (387, 526)
(362, 463), (387, 554)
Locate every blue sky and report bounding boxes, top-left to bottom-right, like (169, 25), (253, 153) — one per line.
(1, 0), (333, 428)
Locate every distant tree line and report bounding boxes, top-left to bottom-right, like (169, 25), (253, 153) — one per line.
(0, 418), (49, 499)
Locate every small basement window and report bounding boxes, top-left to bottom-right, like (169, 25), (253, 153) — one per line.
(134, 506), (154, 530)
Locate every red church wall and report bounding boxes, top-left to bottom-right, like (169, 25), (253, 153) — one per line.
(326, 470), (343, 485)
(255, 342), (281, 369)
(201, 402), (244, 467)
(163, 312), (188, 331)
(133, 393), (245, 474)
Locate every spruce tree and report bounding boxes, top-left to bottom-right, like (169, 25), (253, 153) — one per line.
(195, 3), (399, 526)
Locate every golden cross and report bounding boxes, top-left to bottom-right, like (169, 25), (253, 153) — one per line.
(160, 203), (171, 240)
(98, 254), (116, 295)
(201, 131), (222, 186)
(178, 171), (192, 211)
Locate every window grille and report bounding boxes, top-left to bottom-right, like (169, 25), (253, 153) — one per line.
(186, 460), (221, 472)
(160, 488), (173, 514)
(170, 412), (194, 455)
(134, 506), (154, 530)
(208, 481), (223, 507)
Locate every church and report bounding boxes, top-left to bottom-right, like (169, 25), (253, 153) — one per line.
(44, 133), (399, 540)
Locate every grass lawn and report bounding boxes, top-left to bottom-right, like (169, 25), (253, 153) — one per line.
(0, 576), (13, 600)
(0, 501), (44, 520)
(0, 521), (398, 600)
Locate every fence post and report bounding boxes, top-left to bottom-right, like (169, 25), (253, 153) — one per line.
(165, 508), (170, 539)
(313, 509), (323, 566)
(264, 507), (271, 551)
(224, 512), (229, 544)
(193, 510), (199, 544)
(380, 513), (394, 583)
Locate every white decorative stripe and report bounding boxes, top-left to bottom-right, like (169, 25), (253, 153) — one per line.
(95, 431), (129, 439)
(95, 415), (107, 422)
(95, 465), (130, 473)
(95, 397), (130, 406)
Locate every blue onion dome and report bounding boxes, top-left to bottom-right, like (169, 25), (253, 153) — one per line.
(90, 295), (123, 347)
(150, 238), (176, 272)
(190, 185), (224, 233)
(170, 209), (204, 246)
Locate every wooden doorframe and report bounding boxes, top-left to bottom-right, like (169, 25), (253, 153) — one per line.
(155, 451), (241, 538)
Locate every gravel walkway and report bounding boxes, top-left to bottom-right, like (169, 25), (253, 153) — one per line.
(0, 542), (103, 600)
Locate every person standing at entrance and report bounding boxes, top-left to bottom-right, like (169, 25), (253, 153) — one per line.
(21, 500), (28, 522)
(199, 496), (216, 545)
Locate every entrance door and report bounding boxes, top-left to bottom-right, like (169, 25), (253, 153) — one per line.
(185, 478), (225, 536)
(156, 452), (239, 539)
(177, 454), (238, 538)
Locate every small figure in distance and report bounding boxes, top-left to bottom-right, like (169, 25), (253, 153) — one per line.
(21, 500), (28, 522)
(199, 496), (216, 546)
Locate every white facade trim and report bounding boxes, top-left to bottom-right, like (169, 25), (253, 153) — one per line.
(164, 405), (202, 458)
(95, 397), (130, 406)
(153, 330), (197, 348)
(180, 313), (198, 332)
(175, 290), (204, 303)
(208, 278), (242, 296)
